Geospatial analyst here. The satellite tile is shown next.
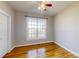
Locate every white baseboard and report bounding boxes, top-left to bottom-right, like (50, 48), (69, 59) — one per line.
(0, 53), (7, 58)
(8, 46), (15, 53)
(54, 42), (79, 57)
(1, 46), (15, 58)
(15, 41), (53, 48)
(7, 41), (53, 52)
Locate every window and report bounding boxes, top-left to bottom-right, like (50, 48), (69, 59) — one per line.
(26, 17), (47, 40)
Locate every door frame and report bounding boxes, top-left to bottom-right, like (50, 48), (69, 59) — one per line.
(0, 9), (11, 53)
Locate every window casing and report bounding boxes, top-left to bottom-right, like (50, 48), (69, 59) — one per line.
(26, 17), (47, 40)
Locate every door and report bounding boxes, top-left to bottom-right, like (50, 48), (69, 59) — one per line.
(0, 12), (8, 57)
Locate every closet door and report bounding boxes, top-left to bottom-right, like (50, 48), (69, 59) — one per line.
(0, 12), (8, 57)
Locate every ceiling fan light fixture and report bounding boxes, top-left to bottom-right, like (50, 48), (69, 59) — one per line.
(38, 6), (41, 10)
(38, 1), (53, 11)
(42, 7), (45, 10)
(41, 4), (45, 8)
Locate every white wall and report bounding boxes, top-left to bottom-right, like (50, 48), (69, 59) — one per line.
(0, 1), (15, 50)
(54, 2), (79, 56)
(15, 12), (54, 46)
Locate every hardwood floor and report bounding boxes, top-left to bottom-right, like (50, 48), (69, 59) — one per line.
(3, 42), (77, 58)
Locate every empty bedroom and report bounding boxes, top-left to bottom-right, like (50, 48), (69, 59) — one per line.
(0, 0), (79, 58)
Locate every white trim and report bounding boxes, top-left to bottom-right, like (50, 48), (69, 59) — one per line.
(15, 41), (53, 48)
(7, 14), (12, 53)
(8, 41), (53, 52)
(55, 42), (79, 57)
(0, 9), (10, 16)
(0, 53), (7, 58)
(0, 47), (15, 58)
(8, 46), (15, 53)
(0, 9), (12, 57)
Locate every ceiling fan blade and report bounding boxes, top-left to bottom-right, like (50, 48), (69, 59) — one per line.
(45, 4), (52, 7)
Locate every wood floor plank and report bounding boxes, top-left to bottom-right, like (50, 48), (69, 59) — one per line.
(3, 42), (77, 58)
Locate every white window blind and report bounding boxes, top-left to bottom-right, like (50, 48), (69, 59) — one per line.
(26, 17), (47, 40)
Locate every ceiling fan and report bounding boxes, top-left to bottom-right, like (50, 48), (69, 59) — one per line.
(38, 1), (53, 11)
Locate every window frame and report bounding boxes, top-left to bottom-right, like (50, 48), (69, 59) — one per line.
(26, 16), (47, 40)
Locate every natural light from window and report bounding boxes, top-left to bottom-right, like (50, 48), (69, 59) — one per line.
(26, 17), (47, 40)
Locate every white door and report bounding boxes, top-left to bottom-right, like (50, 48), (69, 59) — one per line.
(0, 12), (8, 57)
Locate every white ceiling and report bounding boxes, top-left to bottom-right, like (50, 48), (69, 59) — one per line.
(8, 1), (74, 16)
